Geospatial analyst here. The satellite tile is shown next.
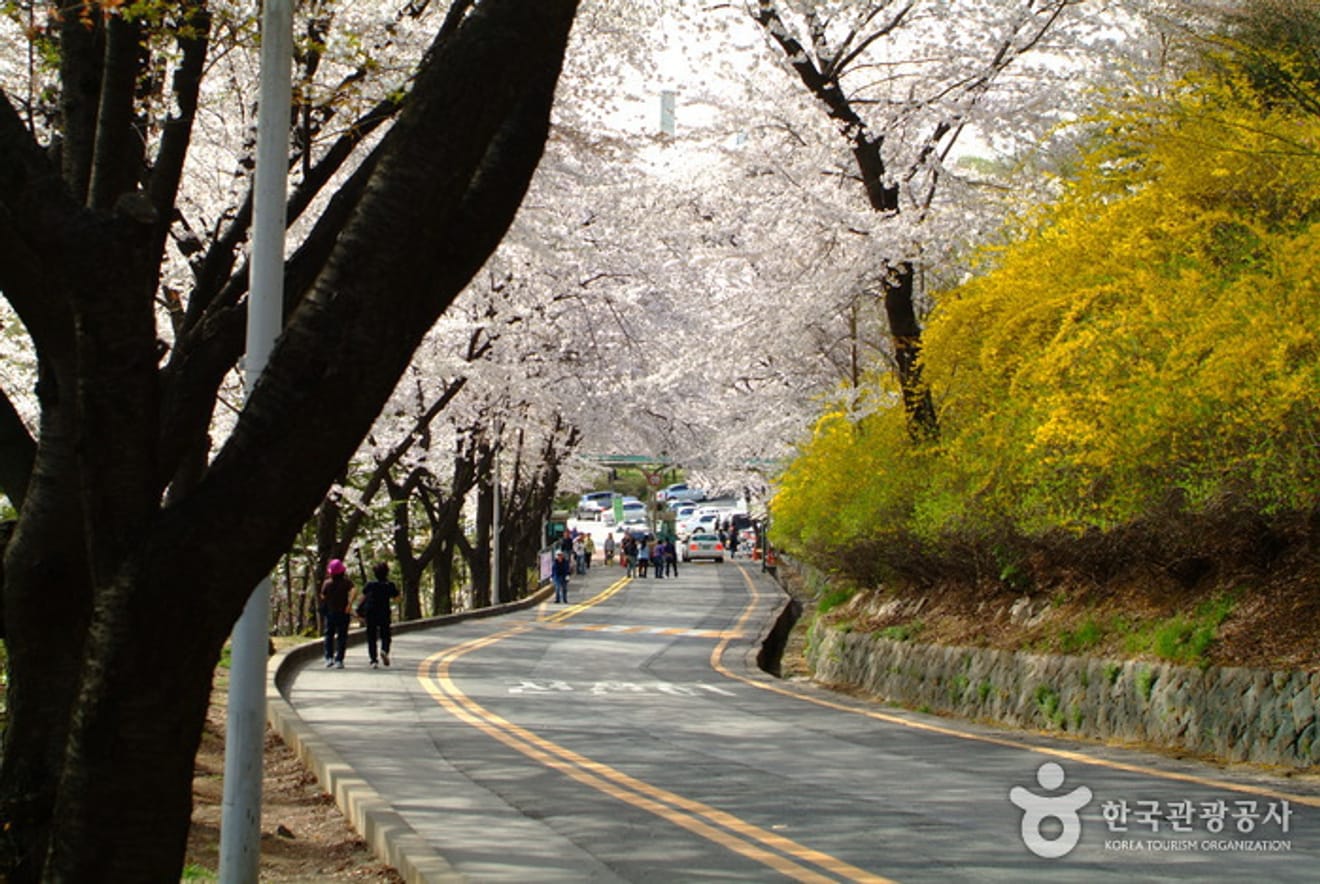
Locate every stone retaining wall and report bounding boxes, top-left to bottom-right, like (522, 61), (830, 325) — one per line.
(805, 620), (1320, 768)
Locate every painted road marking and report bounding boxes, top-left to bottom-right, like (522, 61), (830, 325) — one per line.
(719, 563), (1320, 810)
(552, 622), (738, 639)
(506, 679), (738, 697)
(419, 576), (893, 883)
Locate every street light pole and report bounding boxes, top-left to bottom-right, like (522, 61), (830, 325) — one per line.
(492, 445), (501, 603)
(219, 0), (291, 879)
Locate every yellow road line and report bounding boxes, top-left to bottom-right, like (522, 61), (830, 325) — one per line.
(720, 563), (1320, 809)
(418, 577), (892, 883)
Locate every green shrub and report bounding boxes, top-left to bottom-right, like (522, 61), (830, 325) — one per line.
(1104, 662), (1123, 685)
(1136, 666), (1157, 701)
(1127, 592), (1238, 667)
(1058, 618), (1105, 654)
(878, 621), (924, 642)
(1035, 684), (1062, 726)
(817, 585), (858, 616)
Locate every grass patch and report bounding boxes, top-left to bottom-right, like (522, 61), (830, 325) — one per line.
(1034, 684), (1063, 727)
(877, 621), (924, 642)
(1058, 617), (1106, 655)
(1135, 665), (1157, 701)
(1123, 592), (1238, 667)
(817, 585), (858, 616)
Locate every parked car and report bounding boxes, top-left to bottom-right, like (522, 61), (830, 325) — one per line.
(677, 512), (718, 538)
(576, 491), (621, 519)
(612, 516), (650, 539)
(602, 499), (647, 525)
(681, 532), (725, 562)
(671, 503), (698, 520)
(657, 483), (705, 504)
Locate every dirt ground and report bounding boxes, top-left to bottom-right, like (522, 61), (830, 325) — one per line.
(805, 564), (1320, 673)
(185, 663), (404, 881)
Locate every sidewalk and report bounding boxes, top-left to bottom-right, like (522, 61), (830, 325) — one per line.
(266, 565), (627, 883)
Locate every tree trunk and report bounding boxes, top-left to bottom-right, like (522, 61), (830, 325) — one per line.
(0, 1), (580, 878)
(0, 406), (90, 882)
(431, 550), (454, 617)
(883, 262), (938, 438)
(471, 457), (493, 609)
(754, 0), (938, 440)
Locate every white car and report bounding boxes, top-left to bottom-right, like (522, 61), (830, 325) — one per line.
(576, 491), (621, 519)
(603, 500), (646, 525)
(657, 483), (705, 504)
(678, 512), (718, 537)
(681, 532), (725, 562)
(613, 516), (650, 539)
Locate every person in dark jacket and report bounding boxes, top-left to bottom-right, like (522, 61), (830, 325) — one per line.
(359, 561), (400, 668)
(551, 550), (572, 603)
(319, 559), (354, 669)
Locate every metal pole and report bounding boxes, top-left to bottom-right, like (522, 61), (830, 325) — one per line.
(492, 448), (501, 603)
(220, 0), (292, 879)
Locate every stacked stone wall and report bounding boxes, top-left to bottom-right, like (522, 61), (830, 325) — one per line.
(805, 621), (1319, 767)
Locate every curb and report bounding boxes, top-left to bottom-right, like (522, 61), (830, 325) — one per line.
(266, 587), (553, 883)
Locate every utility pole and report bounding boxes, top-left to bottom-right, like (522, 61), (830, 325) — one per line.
(219, 0), (291, 879)
(492, 445), (501, 603)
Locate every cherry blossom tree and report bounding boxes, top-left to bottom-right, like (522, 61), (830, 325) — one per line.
(0, 0), (579, 878)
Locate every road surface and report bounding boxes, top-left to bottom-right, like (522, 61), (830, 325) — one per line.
(281, 557), (1320, 881)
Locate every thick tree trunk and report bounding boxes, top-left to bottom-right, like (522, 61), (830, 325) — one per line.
(0, 1), (580, 878)
(44, 565), (223, 881)
(0, 409), (90, 882)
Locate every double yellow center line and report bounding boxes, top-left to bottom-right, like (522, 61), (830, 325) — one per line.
(418, 576), (891, 883)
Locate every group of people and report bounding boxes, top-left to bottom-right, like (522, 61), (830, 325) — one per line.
(618, 533), (679, 578)
(554, 528), (599, 575)
(551, 527), (597, 603)
(549, 527), (690, 603)
(314, 516), (758, 670)
(319, 558), (400, 669)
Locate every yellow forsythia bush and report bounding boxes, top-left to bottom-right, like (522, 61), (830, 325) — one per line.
(773, 57), (1320, 565)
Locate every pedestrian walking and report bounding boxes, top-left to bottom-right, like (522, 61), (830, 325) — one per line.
(623, 534), (637, 577)
(653, 539), (664, 579)
(583, 534), (595, 571)
(604, 533), (616, 566)
(665, 538), (679, 577)
(359, 561), (400, 668)
(319, 559), (354, 669)
(551, 550), (572, 603)
(573, 534), (586, 575)
(637, 536), (650, 577)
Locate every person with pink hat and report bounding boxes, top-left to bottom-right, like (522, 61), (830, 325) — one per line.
(319, 558), (355, 668)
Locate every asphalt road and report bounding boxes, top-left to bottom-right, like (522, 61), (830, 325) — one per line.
(283, 558), (1320, 882)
